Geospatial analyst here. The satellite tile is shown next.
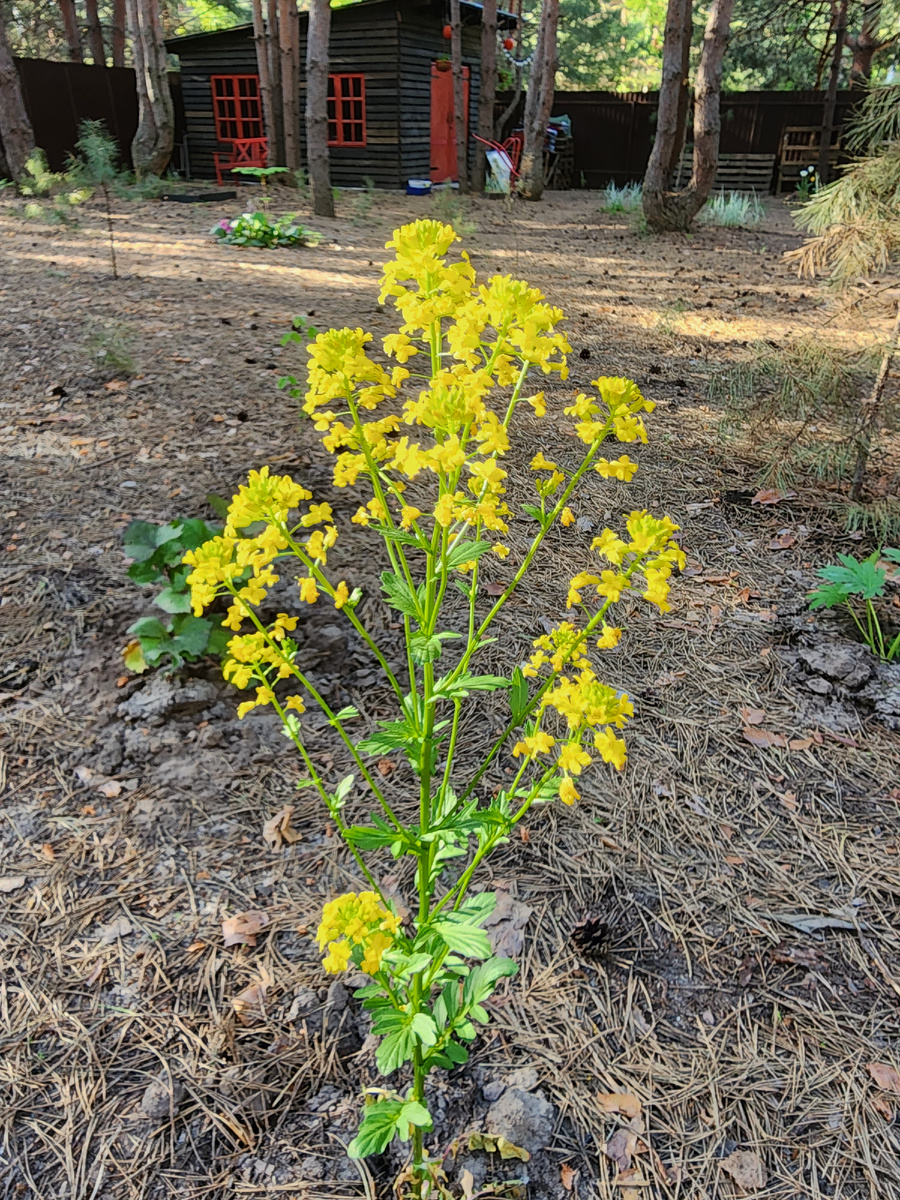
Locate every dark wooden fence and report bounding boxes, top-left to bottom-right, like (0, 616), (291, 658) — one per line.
(497, 88), (860, 189)
(12, 58), (184, 172)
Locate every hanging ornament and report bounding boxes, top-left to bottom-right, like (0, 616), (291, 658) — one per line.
(442, 23), (452, 38)
(501, 44), (534, 68)
(503, 36), (515, 51)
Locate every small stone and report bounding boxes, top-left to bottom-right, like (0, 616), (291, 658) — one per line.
(502, 1066), (540, 1092)
(197, 726), (224, 748)
(287, 986), (320, 1020)
(485, 1087), (554, 1154)
(806, 676), (832, 694)
(140, 1075), (185, 1120)
(306, 623), (346, 655)
(118, 676), (219, 722)
(326, 980), (349, 1012)
(482, 1079), (506, 1102)
(798, 644), (872, 689)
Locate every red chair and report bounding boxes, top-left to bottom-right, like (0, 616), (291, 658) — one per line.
(502, 133), (523, 175)
(214, 137), (269, 187)
(472, 134), (521, 184)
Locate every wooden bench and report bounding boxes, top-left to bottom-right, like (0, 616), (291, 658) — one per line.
(213, 137), (269, 187)
(674, 151), (776, 193)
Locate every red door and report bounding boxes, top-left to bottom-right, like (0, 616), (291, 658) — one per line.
(430, 63), (469, 183)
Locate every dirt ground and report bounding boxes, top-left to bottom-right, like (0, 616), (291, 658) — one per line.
(1, 186), (900, 1200)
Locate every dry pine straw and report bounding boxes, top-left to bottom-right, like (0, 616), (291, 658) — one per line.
(1, 190), (900, 1199)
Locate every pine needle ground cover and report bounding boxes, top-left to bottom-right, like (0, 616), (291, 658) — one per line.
(0, 188), (899, 1200)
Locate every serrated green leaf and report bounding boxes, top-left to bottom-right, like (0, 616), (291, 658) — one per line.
(411, 1012), (438, 1046)
(332, 706), (360, 722)
(443, 1040), (469, 1065)
(397, 1099), (432, 1141)
(154, 522), (185, 547)
(380, 570), (421, 619)
(434, 921), (492, 959)
(347, 1099), (403, 1159)
(129, 615), (169, 640)
(410, 630), (461, 665)
(123, 520), (160, 562)
(446, 539), (491, 571)
(376, 1027), (416, 1074)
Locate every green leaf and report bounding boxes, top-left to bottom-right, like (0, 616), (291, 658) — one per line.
(155, 585), (192, 614)
(397, 1100), (432, 1141)
(207, 626), (231, 656)
(169, 615), (213, 656)
(884, 548), (900, 564)
(207, 492), (230, 520)
(411, 1012), (438, 1046)
(376, 1027), (417, 1075)
(457, 891), (497, 925)
(380, 570), (421, 619)
(812, 552), (886, 603)
(154, 522), (185, 547)
(333, 774), (355, 804)
(358, 719), (418, 756)
(443, 1040), (469, 1065)
(446, 539), (491, 571)
(332, 706), (360, 722)
(522, 503), (546, 526)
(123, 520), (161, 562)
(509, 666), (530, 724)
(432, 673), (510, 703)
(129, 616), (169, 640)
(434, 921), (492, 959)
(464, 957), (518, 1007)
(127, 559), (166, 586)
(347, 1099), (403, 1159)
(410, 630), (461, 665)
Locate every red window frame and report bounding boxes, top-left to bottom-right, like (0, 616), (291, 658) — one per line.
(211, 75), (263, 143)
(328, 74), (366, 147)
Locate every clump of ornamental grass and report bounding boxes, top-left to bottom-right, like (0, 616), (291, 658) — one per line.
(181, 219), (682, 1193)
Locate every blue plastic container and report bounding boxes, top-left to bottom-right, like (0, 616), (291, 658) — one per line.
(406, 179), (432, 196)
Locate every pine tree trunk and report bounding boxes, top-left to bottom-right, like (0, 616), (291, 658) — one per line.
(847, 0), (884, 85)
(818, 0), (847, 183)
(665, 4), (692, 182)
(643, 0), (733, 233)
(251, 0), (277, 158)
(126, 0), (175, 177)
(472, 0), (497, 192)
(643, 0), (692, 224)
(519, 0), (559, 201)
(58, 0), (84, 62)
(450, 0), (467, 190)
(0, 7), (35, 181)
(494, 0), (523, 140)
(266, 0), (284, 164)
(84, 0), (106, 65)
(111, 0), (126, 66)
(306, 0), (334, 217)
(279, 0), (300, 171)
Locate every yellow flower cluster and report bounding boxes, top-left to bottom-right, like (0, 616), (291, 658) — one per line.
(565, 376), (655, 447)
(299, 219), (574, 546)
(316, 891), (401, 975)
(583, 510), (685, 614)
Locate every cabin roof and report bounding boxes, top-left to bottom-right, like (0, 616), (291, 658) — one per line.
(165, 0), (516, 47)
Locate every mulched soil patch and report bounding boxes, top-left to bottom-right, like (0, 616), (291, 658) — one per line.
(1, 187), (899, 1200)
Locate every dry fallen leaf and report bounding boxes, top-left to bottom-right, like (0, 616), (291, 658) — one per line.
(770, 943), (826, 969)
(0, 876), (26, 893)
(721, 1150), (767, 1191)
(560, 1163), (577, 1192)
(752, 487), (796, 505)
(233, 967), (273, 1024)
(98, 779), (123, 798)
(872, 1095), (894, 1121)
(724, 854), (746, 866)
(41, 842), (55, 861)
(75, 765), (95, 784)
(597, 1092), (642, 1119)
(604, 1128), (637, 1171)
(222, 910), (269, 947)
(104, 379), (128, 391)
(769, 531), (797, 550)
(99, 917), (133, 944)
(867, 1061), (900, 1094)
(186, 941), (206, 953)
(485, 581), (506, 596)
(262, 805), (302, 852)
(789, 737), (813, 751)
(376, 757), (397, 776)
(739, 706), (766, 726)
(483, 889), (533, 957)
(742, 726), (788, 749)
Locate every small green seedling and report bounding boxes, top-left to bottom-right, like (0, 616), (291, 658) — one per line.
(809, 548), (900, 660)
(231, 165), (289, 212)
(278, 315), (320, 399)
(123, 518), (229, 672)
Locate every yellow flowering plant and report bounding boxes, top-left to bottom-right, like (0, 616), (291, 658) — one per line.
(182, 219), (683, 1187)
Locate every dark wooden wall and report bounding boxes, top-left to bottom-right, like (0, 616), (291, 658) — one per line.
(496, 88), (861, 190)
(177, 28), (257, 182)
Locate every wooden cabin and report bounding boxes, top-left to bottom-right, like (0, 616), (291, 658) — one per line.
(165, 0), (515, 189)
